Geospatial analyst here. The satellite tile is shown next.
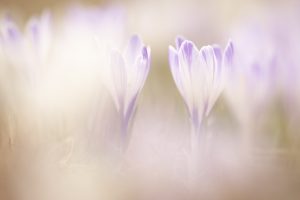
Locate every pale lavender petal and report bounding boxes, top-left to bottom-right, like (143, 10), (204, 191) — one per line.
(124, 92), (138, 126)
(26, 17), (39, 43)
(177, 40), (199, 110)
(110, 50), (126, 110)
(213, 45), (222, 64)
(23, 12), (51, 63)
(142, 46), (151, 80)
(223, 40), (234, 68)
(6, 27), (19, 42)
(169, 45), (184, 96)
(212, 45), (223, 80)
(178, 40), (199, 70)
(121, 91), (138, 142)
(1, 19), (21, 44)
(124, 35), (143, 66)
(134, 46), (151, 91)
(198, 45), (218, 116)
(142, 46), (149, 62)
(199, 45), (216, 74)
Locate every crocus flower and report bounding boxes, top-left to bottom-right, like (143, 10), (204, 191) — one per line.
(225, 23), (278, 129)
(0, 11), (51, 86)
(108, 35), (151, 143)
(169, 36), (233, 135)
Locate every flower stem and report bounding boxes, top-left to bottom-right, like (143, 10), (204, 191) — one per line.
(119, 111), (131, 153)
(188, 120), (201, 186)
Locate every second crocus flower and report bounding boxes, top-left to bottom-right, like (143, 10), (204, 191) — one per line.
(169, 36), (233, 138)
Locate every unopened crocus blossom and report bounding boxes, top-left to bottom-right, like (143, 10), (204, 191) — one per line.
(169, 36), (233, 136)
(109, 35), (151, 144)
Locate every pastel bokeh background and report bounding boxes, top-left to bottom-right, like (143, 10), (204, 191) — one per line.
(0, 0), (300, 200)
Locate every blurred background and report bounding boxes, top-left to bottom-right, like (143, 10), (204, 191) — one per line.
(1, 0), (300, 200)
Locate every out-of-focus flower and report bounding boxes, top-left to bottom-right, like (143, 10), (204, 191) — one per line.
(168, 36), (233, 134)
(107, 35), (151, 143)
(0, 11), (51, 85)
(225, 24), (278, 127)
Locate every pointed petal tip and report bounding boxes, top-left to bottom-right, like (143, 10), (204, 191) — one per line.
(130, 34), (139, 39)
(225, 39), (234, 52)
(127, 34), (144, 51)
(125, 34), (145, 65)
(224, 39), (234, 59)
(177, 39), (200, 68)
(129, 34), (142, 44)
(179, 40), (198, 51)
(175, 35), (185, 49)
(199, 45), (215, 58)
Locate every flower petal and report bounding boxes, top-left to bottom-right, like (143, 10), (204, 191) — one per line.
(198, 45), (219, 116)
(169, 45), (184, 96)
(179, 41), (194, 67)
(110, 50), (126, 111)
(223, 40), (234, 69)
(213, 45), (223, 80)
(177, 40), (200, 113)
(132, 46), (150, 92)
(124, 92), (138, 126)
(140, 46), (151, 86)
(1, 18), (21, 44)
(124, 34), (143, 66)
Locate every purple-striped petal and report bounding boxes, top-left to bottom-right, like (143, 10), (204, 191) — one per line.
(199, 45), (216, 75)
(169, 45), (184, 95)
(124, 92), (138, 125)
(134, 46), (150, 91)
(124, 34), (143, 66)
(212, 45), (223, 80)
(178, 40), (199, 70)
(223, 40), (234, 68)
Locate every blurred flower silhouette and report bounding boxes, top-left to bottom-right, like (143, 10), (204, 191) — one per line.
(224, 23), (280, 143)
(0, 11), (51, 86)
